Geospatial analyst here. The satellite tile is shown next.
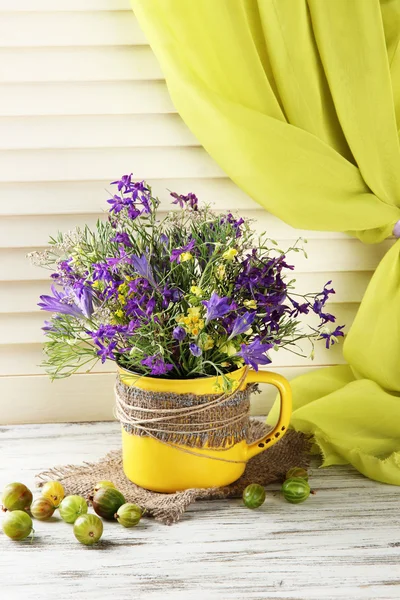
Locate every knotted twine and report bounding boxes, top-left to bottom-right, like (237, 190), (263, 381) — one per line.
(114, 371), (259, 458)
(36, 377), (311, 524)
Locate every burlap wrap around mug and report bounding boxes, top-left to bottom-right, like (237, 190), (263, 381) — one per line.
(36, 372), (310, 524)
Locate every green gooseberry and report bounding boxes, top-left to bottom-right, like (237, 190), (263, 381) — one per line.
(73, 514), (103, 546)
(115, 503), (143, 528)
(286, 467), (309, 481)
(242, 484), (266, 509)
(2, 510), (34, 541)
(1, 482), (33, 512)
(30, 497), (55, 520)
(59, 495), (88, 524)
(281, 477), (311, 504)
(92, 487), (125, 520)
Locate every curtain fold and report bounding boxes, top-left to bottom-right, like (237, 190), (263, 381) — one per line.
(130, 0), (400, 484)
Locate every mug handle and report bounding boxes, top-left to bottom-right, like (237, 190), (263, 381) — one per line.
(245, 369), (292, 460)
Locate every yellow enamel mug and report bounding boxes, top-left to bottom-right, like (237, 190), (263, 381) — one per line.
(118, 366), (292, 493)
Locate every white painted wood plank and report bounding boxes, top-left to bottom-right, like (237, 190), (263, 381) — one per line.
(1, 422), (400, 600)
(0, 12), (145, 47)
(0, 281), (49, 313)
(0, 81), (175, 116)
(0, 115), (198, 149)
(0, 367), (317, 423)
(0, 240), (391, 281)
(0, 179), (251, 215)
(0, 344), (111, 376)
(0, 272), (371, 314)
(0, 212), (352, 248)
(0, 47), (161, 83)
(0, 374), (116, 424)
(0, 0), (131, 9)
(0, 148), (223, 182)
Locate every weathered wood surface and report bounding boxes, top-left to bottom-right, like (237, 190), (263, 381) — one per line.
(0, 421), (399, 600)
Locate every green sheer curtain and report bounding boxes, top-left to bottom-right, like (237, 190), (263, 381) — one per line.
(130, 0), (400, 484)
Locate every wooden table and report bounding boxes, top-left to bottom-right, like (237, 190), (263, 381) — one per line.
(0, 422), (399, 600)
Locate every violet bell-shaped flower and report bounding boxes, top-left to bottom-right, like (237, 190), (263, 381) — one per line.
(202, 292), (232, 324)
(237, 338), (273, 371)
(228, 311), (256, 339)
(130, 254), (157, 287)
(38, 285), (84, 319)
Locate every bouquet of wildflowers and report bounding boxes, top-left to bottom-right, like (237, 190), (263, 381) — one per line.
(30, 174), (344, 388)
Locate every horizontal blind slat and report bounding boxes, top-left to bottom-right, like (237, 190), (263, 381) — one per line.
(0, 0), (131, 11)
(0, 212), (352, 248)
(0, 115), (198, 150)
(0, 82), (175, 116)
(0, 12), (145, 47)
(0, 47), (161, 83)
(0, 147), (225, 182)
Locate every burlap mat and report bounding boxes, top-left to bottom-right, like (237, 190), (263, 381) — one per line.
(35, 421), (310, 525)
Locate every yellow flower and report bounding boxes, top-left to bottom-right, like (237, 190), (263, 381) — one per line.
(115, 309), (124, 319)
(188, 306), (202, 318)
(180, 252), (193, 262)
(219, 341), (238, 357)
(200, 335), (214, 351)
(243, 299), (257, 309)
(118, 282), (129, 294)
(190, 285), (203, 297)
(216, 264), (226, 280)
(92, 280), (103, 290)
(222, 248), (238, 261)
(118, 294), (126, 306)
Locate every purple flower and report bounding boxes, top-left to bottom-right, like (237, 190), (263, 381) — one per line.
(202, 292), (232, 323)
(38, 286), (84, 318)
(237, 338), (273, 371)
(220, 213), (245, 238)
(319, 325), (345, 349)
(90, 324), (120, 343)
(170, 239), (196, 263)
(141, 354), (174, 376)
(160, 233), (169, 246)
(130, 254), (157, 287)
(111, 173), (133, 192)
(161, 285), (182, 309)
(110, 232), (133, 247)
(312, 281), (336, 323)
(170, 191), (199, 211)
(172, 326), (186, 341)
(146, 297), (156, 316)
(290, 299), (310, 318)
(73, 283), (94, 318)
(92, 262), (113, 282)
(229, 311), (256, 338)
(96, 340), (117, 363)
(189, 343), (202, 357)
(42, 320), (56, 333)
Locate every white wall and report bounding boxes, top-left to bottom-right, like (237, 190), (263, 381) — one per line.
(0, 1), (389, 423)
